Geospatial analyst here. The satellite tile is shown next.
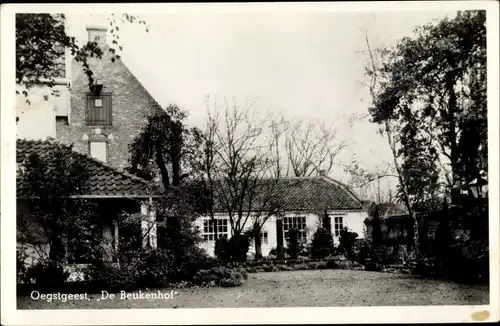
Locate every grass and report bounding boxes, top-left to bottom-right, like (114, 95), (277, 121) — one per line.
(17, 269), (489, 309)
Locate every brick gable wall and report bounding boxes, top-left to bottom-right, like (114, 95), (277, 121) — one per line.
(56, 45), (163, 170)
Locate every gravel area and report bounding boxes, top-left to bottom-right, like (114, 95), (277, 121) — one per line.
(17, 269), (489, 309)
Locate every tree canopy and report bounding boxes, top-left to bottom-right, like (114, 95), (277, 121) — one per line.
(367, 10), (487, 204)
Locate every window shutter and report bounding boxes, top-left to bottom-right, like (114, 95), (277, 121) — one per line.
(105, 94), (112, 125)
(86, 94), (112, 126)
(86, 96), (94, 125)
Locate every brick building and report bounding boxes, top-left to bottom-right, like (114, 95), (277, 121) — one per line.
(56, 26), (163, 170)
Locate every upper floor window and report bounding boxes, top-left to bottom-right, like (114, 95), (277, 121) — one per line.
(86, 93), (112, 126)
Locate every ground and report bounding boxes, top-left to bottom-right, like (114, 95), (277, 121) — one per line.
(17, 270), (489, 309)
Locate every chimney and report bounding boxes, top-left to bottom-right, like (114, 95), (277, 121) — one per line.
(319, 169), (328, 177)
(86, 26), (108, 45)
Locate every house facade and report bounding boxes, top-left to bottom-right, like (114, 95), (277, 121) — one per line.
(195, 175), (367, 257)
(16, 26), (163, 274)
(17, 26), (162, 170)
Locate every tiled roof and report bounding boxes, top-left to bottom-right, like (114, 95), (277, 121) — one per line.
(196, 176), (363, 212)
(16, 139), (163, 198)
(271, 177), (363, 211)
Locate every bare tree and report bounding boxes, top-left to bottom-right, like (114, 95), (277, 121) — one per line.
(283, 118), (348, 177)
(195, 98), (281, 260)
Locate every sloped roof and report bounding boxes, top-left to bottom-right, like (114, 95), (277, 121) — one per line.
(71, 44), (164, 114)
(16, 139), (163, 198)
(191, 176), (363, 212)
(271, 176), (363, 211)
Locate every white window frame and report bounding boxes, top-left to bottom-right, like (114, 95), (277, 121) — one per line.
(283, 216), (307, 243)
(250, 230), (269, 246)
(334, 216), (344, 237)
(202, 218), (229, 242)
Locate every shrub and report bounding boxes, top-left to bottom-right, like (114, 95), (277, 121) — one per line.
(307, 261), (328, 269)
(353, 239), (373, 264)
(338, 227), (358, 261)
(26, 261), (70, 291)
(192, 266), (244, 287)
(310, 227), (334, 258)
(293, 263), (309, 270)
(86, 263), (139, 292)
(215, 233), (251, 263)
(326, 259), (339, 269)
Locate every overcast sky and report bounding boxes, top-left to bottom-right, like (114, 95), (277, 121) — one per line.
(64, 8), (458, 198)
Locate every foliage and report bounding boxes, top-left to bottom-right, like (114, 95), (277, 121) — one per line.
(310, 227), (335, 259)
(338, 227), (359, 261)
(215, 233), (251, 263)
(192, 266), (245, 288)
(17, 145), (100, 263)
(128, 105), (196, 189)
(16, 13), (148, 103)
(24, 262), (70, 291)
(367, 11), (487, 195)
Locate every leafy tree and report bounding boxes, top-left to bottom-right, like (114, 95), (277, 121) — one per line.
(17, 145), (98, 264)
(128, 104), (195, 190)
(369, 10), (487, 194)
(362, 11), (486, 255)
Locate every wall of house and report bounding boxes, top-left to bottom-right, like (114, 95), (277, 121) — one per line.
(56, 30), (162, 170)
(16, 83), (71, 140)
(196, 210), (367, 257)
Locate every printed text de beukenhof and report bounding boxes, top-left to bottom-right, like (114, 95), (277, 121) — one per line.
(30, 290), (178, 302)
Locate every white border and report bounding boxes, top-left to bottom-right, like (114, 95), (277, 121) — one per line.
(1, 2), (499, 325)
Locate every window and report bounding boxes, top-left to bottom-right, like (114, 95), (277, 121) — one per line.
(94, 98), (103, 108)
(251, 231), (268, 246)
(90, 141), (107, 163)
(202, 218), (229, 242)
(283, 216), (307, 243)
(334, 216), (343, 237)
(86, 94), (112, 126)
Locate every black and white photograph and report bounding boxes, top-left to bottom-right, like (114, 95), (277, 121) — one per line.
(1, 1), (499, 325)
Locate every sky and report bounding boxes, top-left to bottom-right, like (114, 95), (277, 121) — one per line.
(64, 8), (459, 199)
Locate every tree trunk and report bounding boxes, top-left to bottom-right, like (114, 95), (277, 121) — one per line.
(155, 144), (170, 190)
(276, 218), (285, 260)
(171, 154), (181, 186)
(254, 222), (262, 261)
(49, 232), (67, 264)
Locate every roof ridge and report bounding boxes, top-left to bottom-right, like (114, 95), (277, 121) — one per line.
(17, 138), (155, 187)
(319, 175), (362, 203)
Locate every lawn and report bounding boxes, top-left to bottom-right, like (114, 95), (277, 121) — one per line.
(17, 269), (489, 309)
